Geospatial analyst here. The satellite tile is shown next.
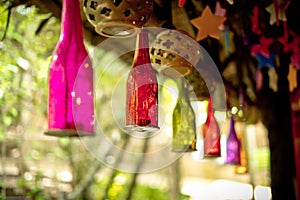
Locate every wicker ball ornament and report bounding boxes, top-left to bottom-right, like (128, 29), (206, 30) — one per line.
(83, 0), (153, 38)
(150, 30), (202, 79)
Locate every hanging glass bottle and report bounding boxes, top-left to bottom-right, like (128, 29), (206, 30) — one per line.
(226, 116), (241, 164)
(203, 98), (221, 156)
(125, 29), (159, 133)
(46, 0), (94, 137)
(235, 122), (248, 174)
(172, 78), (197, 152)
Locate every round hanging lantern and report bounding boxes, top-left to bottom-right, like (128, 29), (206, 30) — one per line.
(150, 29), (201, 79)
(83, 0), (153, 38)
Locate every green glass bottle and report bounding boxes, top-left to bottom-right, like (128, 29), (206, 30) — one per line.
(172, 78), (197, 152)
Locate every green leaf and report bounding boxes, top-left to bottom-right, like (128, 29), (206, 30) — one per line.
(3, 115), (12, 126)
(9, 106), (18, 117)
(59, 138), (70, 147)
(6, 63), (19, 73)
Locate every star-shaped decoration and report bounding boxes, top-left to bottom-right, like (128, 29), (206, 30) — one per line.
(266, 0), (290, 25)
(178, 0), (186, 7)
(254, 53), (278, 92)
(277, 22), (290, 52)
(215, 1), (226, 17)
(268, 67), (278, 92)
(227, 0), (234, 5)
(291, 53), (300, 69)
(288, 63), (298, 92)
(190, 6), (226, 41)
(250, 6), (261, 35)
(251, 36), (274, 58)
(255, 69), (263, 91)
(215, 1), (227, 31)
(286, 32), (300, 68)
(254, 52), (276, 69)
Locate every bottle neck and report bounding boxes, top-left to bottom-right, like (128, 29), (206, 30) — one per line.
(229, 117), (238, 137)
(133, 29), (151, 65)
(177, 78), (191, 103)
(207, 97), (214, 115)
(60, 0), (83, 39)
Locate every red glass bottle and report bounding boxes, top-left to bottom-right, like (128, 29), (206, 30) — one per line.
(226, 116), (241, 164)
(46, 0), (94, 137)
(125, 29), (159, 132)
(203, 98), (221, 156)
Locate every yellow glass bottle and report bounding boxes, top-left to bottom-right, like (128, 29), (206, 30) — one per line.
(172, 78), (197, 152)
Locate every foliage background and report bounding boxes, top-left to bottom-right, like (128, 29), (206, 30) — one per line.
(0, 4), (191, 199)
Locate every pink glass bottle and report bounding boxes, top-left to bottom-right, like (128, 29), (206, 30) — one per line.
(203, 98), (221, 156)
(125, 29), (159, 133)
(226, 116), (241, 164)
(46, 0), (94, 137)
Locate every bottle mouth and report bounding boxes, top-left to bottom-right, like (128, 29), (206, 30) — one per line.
(123, 125), (160, 138)
(95, 22), (140, 38)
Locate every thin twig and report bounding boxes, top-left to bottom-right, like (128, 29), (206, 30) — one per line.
(126, 137), (149, 200)
(1, 5), (12, 41)
(103, 134), (130, 200)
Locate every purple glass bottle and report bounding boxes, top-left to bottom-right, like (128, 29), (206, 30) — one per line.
(226, 116), (241, 164)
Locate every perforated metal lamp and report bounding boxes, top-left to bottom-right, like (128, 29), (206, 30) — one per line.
(150, 29), (201, 79)
(83, 0), (153, 38)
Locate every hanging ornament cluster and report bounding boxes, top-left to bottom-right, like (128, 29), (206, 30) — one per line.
(265, 0), (290, 26)
(172, 78), (197, 152)
(125, 29), (159, 133)
(246, 1), (300, 93)
(46, 0), (94, 137)
(83, 0), (153, 38)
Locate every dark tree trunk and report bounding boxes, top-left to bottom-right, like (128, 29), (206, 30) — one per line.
(258, 53), (296, 200)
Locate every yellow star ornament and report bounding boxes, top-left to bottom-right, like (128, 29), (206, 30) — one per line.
(190, 6), (226, 41)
